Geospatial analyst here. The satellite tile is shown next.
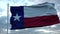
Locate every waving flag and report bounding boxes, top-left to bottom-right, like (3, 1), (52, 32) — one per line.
(10, 2), (60, 30)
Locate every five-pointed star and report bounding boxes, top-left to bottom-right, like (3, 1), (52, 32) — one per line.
(13, 14), (21, 21)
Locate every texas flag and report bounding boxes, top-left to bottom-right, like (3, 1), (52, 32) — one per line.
(10, 2), (60, 30)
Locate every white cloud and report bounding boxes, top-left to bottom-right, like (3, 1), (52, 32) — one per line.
(0, 1), (7, 17)
(0, 0), (60, 34)
(15, 30), (20, 31)
(50, 25), (57, 28)
(3, 29), (11, 33)
(34, 29), (54, 33)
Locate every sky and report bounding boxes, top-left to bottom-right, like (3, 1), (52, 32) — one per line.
(0, 0), (60, 34)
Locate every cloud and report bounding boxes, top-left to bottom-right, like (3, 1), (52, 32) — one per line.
(0, 0), (60, 34)
(0, 8), (3, 12)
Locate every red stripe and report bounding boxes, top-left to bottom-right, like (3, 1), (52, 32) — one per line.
(24, 15), (60, 28)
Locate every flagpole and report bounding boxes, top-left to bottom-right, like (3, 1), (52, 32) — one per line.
(7, 3), (9, 34)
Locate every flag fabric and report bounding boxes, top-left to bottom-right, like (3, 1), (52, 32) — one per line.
(10, 2), (60, 30)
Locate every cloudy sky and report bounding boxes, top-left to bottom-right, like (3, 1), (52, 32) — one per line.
(0, 0), (60, 34)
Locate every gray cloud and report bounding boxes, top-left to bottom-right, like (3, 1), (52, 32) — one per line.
(0, 16), (7, 31)
(0, 16), (7, 34)
(0, 0), (60, 34)
(0, 8), (3, 12)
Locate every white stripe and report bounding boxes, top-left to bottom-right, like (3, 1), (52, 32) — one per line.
(24, 3), (57, 17)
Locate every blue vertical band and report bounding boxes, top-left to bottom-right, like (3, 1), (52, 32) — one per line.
(10, 6), (24, 30)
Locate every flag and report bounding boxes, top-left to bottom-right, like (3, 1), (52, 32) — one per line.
(10, 2), (60, 30)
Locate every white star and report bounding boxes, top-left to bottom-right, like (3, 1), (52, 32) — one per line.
(13, 14), (21, 21)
